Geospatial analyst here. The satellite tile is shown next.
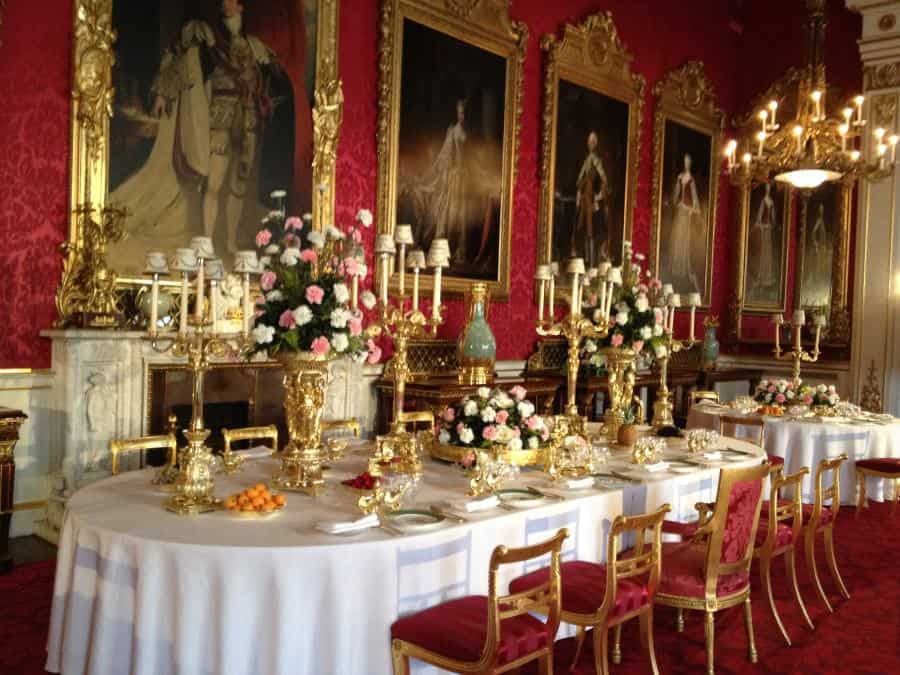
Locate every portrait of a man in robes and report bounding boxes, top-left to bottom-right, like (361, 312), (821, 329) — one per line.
(107, 0), (317, 272)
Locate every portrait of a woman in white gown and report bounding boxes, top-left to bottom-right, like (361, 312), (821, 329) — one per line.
(743, 181), (787, 309)
(800, 187), (837, 309)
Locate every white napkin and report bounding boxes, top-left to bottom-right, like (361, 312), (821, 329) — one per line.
(703, 451), (723, 461)
(448, 495), (500, 513)
(560, 476), (596, 490)
(239, 445), (276, 460)
(642, 462), (670, 473)
(314, 513), (379, 534)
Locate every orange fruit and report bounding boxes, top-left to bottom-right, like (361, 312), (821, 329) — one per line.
(252, 496), (265, 508)
(259, 501), (274, 513)
(224, 496), (238, 510)
(273, 494), (286, 507)
(238, 495), (250, 506)
(240, 502), (255, 512)
(254, 483), (266, 492)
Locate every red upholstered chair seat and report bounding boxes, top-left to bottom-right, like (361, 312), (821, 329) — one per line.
(658, 542), (750, 598)
(755, 518), (794, 548)
(768, 454), (785, 466)
(856, 458), (900, 473)
(508, 560), (650, 619)
(802, 503), (834, 527)
(390, 595), (550, 666)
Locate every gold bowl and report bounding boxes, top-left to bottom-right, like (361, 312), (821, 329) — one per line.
(426, 440), (548, 467)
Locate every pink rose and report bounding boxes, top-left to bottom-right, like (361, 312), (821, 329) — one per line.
(483, 425), (498, 441)
(768, 385), (776, 393)
(278, 310), (296, 328)
(343, 257), (360, 276)
(284, 216), (303, 231)
(649, 278), (663, 291)
(511, 427), (521, 438)
(348, 317), (363, 336)
(352, 229), (363, 244)
(654, 308), (664, 325)
(442, 407), (456, 422)
(460, 451), (476, 469)
(526, 415), (541, 430)
(637, 283), (649, 294)
(311, 336), (331, 356)
(495, 410), (509, 425)
(632, 340), (644, 352)
(803, 395), (813, 405)
(510, 385), (527, 401)
(255, 229), (272, 247)
(260, 271), (277, 291)
(283, 233), (298, 247)
(300, 249), (318, 264)
(611, 333), (624, 347)
(305, 285), (325, 304)
(456, 422), (465, 435)
(541, 428), (550, 442)
(775, 393), (786, 404)
(366, 338), (382, 365)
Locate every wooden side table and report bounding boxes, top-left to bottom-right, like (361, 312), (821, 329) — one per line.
(375, 377), (561, 434)
(0, 407), (27, 574)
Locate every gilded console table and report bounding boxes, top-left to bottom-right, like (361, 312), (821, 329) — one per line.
(1, 407), (27, 574)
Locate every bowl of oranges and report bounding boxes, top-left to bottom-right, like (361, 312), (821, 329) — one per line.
(223, 483), (286, 519)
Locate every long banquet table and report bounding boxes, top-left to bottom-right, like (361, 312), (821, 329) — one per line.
(46, 438), (764, 675)
(687, 401), (900, 503)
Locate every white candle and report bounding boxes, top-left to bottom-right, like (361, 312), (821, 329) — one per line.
(793, 125), (803, 154)
(380, 255), (389, 305)
(548, 274), (556, 318)
(768, 100), (778, 130)
(149, 276), (159, 338)
(855, 95), (864, 124)
(398, 244), (406, 298)
(597, 282), (606, 319)
(773, 314), (781, 352)
(689, 305), (696, 342)
(351, 275), (359, 311)
(570, 273), (580, 312)
(890, 135), (899, 163)
(432, 266), (442, 322)
(209, 281), (219, 334)
(242, 273), (251, 336)
(811, 90), (822, 120)
(195, 259), (205, 321)
(839, 124), (848, 152)
(179, 273), (189, 337)
(757, 131), (766, 157)
(412, 268), (420, 311)
(758, 109), (768, 134)
(537, 279), (545, 321)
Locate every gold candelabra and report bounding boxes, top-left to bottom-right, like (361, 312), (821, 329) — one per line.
(368, 233), (448, 476)
(651, 294), (701, 429)
(773, 309), (824, 388)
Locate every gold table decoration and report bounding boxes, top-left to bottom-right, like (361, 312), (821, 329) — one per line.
(651, 292), (701, 429)
(601, 347), (638, 442)
(772, 309), (824, 388)
(426, 438), (547, 468)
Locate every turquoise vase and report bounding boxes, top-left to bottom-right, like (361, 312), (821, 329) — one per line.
(459, 283), (496, 385)
(702, 324), (720, 370)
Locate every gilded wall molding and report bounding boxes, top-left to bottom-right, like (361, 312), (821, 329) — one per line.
(649, 61), (723, 310)
(871, 92), (898, 130)
(864, 62), (900, 91)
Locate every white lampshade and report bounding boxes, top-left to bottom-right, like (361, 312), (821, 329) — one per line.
(375, 234), (396, 255)
(793, 309), (806, 325)
(171, 248), (198, 272)
(205, 258), (226, 281)
(394, 224), (415, 246)
(597, 261), (611, 277)
(687, 292), (702, 307)
(427, 238), (451, 266)
(189, 236), (215, 259)
(607, 267), (623, 284)
(407, 249), (426, 269)
(566, 258), (586, 275)
(144, 252), (169, 275)
(534, 264), (551, 281)
(661, 283), (674, 297)
(234, 250), (259, 273)
(668, 293), (681, 308)
(813, 313), (827, 327)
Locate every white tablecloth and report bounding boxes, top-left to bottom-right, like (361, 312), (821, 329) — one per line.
(688, 402), (900, 503)
(46, 439), (763, 675)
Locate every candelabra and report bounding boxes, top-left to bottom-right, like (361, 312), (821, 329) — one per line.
(143, 240), (258, 514)
(534, 257), (614, 436)
(772, 309), (825, 388)
(651, 291), (702, 429)
(368, 231), (449, 477)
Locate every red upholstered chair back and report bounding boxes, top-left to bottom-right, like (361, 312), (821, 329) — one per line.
(702, 462), (770, 598)
(605, 504), (670, 607)
(810, 454), (847, 525)
(487, 529), (568, 662)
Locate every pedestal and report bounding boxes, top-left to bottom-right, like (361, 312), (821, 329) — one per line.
(0, 408), (27, 574)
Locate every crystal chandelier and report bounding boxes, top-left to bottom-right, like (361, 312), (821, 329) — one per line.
(724, 0), (894, 189)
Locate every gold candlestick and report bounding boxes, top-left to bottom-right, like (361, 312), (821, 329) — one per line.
(651, 330), (697, 429)
(773, 313), (822, 388)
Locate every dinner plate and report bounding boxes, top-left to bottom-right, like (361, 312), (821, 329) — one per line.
(667, 461), (699, 474)
(496, 488), (546, 508)
(383, 509), (446, 533)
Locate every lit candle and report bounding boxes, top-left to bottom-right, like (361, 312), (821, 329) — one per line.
(875, 127), (886, 143)
(687, 292), (701, 342)
(757, 130), (767, 157)
(854, 95), (865, 124)
(890, 135), (899, 163)
(768, 100), (778, 130)
(428, 238), (449, 322)
(242, 273), (251, 335)
(179, 273), (189, 336)
(772, 313), (782, 352)
(374, 234), (396, 306)
(394, 224), (414, 298)
(758, 109), (768, 134)
(742, 152), (752, 168)
(850, 149), (861, 162)
(195, 258), (205, 321)
(209, 280), (219, 333)
(432, 266), (442, 321)
(842, 107), (853, 125)
(549, 262), (558, 317)
(878, 142), (888, 168)
(811, 90), (822, 120)
(793, 125), (804, 154)
(839, 123), (849, 152)
(535, 264), (550, 322)
(792, 309), (805, 350)
(149, 275), (159, 337)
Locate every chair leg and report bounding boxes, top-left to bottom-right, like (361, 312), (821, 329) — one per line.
(856, 472), (867, 517)
(805, 528), (833, 613)
(592, 623), (610, 675)
(785, 547), (814, 631)
(640, 609), (660, 675)
(823, 526), (850, 600)
(611, 624), (622, 664)
(391, 642), (410, 675)
(704, 611), (715, 675)
(675, 607), (685, 632)
(743, 597), (759, 664)
(760, 554), (791, 645)
(570, 626), (586, 672)
(538, 651), (553, 675)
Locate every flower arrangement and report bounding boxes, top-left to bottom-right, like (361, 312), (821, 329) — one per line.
(753, 379), (840, 408)
(437, 385), (551, 453)
(580, 241), (668, 374)
(248, 192), (379, 363)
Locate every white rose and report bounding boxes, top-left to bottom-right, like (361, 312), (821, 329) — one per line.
(828, 395), (838, 405)
(259, 255), (271, 269)
(584, 339), (598, 354)
(786, 390), (795, 399)
(527, 436), (539, 449)
(332, 332), (349, 352)
(356, 208), (374, 227)
(438, 430), (451, 444)
(463, 400), (478, 417)
(615, 311), (629, 326)
(307, 231), (325, 249)
(292, 305), (313, 326)
(653, 324), (663, 337)
(477, 386), (491, 398)
(635, 294), (649, 312)
(817, 384), (827, 394)
(640, 326), (652, 340)
(481, 406), (497, 423)
(654, 344), (668, 358)
(333, 283), (350, 304)
(251, 324), (275, 345)
(280, 247), (301, 266)
(302, 213), (313, 224)
(459, 427), (475, 444)
(508, 438), (523, 452)
(325, 225), (345, 240)
(496, 394), (514, 409)
(265, 244), (280, 255)
(517, 401), (535, 418)
(330, 308), (349, 328)
(361, 291), (377, 310)
(634, 252), (646, 261)
(266, 290), (284, 302)
(593, 309), (605, 323)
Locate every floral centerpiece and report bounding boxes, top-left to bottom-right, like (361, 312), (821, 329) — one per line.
(580, 241), (668, 375)
(433, 386), (551, 464)
(754, 379), (840, 409)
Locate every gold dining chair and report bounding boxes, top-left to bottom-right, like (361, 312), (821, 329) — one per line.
(221, 424), (279, 473)
(690, 390), (720, 407)
(109, 432), (178, 476)
(804, 454), (850, 612)
(721, 414), (785, 470)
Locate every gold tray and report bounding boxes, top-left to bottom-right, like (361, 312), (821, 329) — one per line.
(426, 441), (548, 467)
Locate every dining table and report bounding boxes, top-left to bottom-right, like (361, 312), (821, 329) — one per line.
(46, 435), (765, 675)
(687, 401), (900, 503)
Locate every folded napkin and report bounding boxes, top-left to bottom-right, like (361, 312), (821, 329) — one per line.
(448, 495), (500, 513)
(703, 451), (723, 461)
(641, 462), (670, 473)
(560, 476), (596, 490)
(314, 513), (379, 534)
(240, 445), (276, 460)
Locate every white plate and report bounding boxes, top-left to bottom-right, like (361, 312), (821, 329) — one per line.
(496, 489), (546, 509)
(668, 462), (699, 474)
(383, 509), (446, 533)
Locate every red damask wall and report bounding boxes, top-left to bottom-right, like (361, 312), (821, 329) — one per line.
(0, 0), (861, 368)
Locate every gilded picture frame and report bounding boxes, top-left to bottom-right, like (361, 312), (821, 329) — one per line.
(537, 12), (644, 295)
(649, 61), (723, 310)
(58, 0), (342, 325)
(738, 180), (792, 314)
(375, 0), (527, 301)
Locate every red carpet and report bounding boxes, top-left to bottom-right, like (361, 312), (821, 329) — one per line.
(1, 504), (898, 674)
